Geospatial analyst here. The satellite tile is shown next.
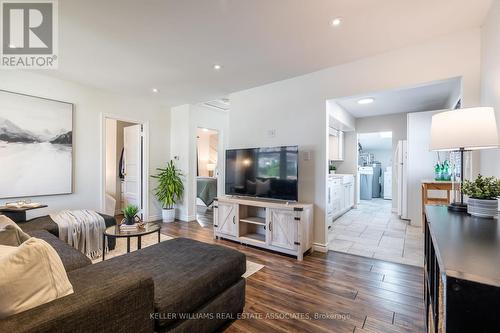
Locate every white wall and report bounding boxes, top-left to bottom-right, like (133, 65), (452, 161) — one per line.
(327, 100), (356, 131)
(170, 104), (229, 221)
(197, 130), (211, 177)
(229, 29), (481, 249)
(480, 1), (500, 175)
(0, 71), (170, 221)
(105, 119), (117, 200)
(407, 110), (448, 225)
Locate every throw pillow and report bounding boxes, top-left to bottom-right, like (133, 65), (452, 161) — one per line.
(0, 215), (30, 246)
(0, 237), (74, 318)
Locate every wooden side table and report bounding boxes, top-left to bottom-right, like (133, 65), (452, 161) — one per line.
(421, 180), (454, 224)
(0, 205), (48, 222)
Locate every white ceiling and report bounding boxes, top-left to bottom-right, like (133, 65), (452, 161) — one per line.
(44, 0), (490, 106)
(334, 77), (462, 118)
(358, 132), (393, 150)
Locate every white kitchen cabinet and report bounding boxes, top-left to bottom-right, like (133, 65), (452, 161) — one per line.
(329, 175), (354, 222)
(329, 128), (345, 161)
(214, 201), (238, 237)
(332, 179), (342, 216)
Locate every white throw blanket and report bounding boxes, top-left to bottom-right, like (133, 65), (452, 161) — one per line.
(50, 210), (107, 259)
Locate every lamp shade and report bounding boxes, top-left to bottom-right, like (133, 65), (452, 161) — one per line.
(430, 107), (500, 151)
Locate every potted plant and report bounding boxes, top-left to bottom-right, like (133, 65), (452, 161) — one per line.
(329, 164), (336, 175)
(122, 204), (140, 225)
(151, 160), (184, 223)
(462, 174), (500, 218)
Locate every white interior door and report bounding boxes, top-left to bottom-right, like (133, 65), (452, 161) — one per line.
(123, 124), (142, 215)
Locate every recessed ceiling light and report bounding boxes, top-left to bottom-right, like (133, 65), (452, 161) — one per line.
(358, 98), (375, 105)
(213, 64), (222, 70)
(330, 17), (343, 27)
(152, 88), (159, 93)
(202, 128), (209, 132)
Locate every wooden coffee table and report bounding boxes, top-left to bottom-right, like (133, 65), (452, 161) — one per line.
(102, 222), (161, 261)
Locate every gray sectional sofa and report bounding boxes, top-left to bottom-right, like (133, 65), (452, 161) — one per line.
(0, 216), (246, 333)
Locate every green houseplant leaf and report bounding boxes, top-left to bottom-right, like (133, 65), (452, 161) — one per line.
(462, 174), (500, 200)
(151, 160), (184, 209)
(122, 204), (139, 218)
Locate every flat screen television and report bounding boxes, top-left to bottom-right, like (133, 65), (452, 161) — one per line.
(225, 146), (298, 201)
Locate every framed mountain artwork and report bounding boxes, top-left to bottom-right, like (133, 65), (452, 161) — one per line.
(0, 90), (73, 198)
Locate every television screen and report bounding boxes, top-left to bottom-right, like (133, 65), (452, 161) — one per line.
(225, 146), (298, 201)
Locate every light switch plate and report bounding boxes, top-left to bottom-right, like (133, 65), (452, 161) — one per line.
(267, 129), (276, 138)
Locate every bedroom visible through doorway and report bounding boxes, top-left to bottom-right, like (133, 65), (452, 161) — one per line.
(196, 127), (219, 226)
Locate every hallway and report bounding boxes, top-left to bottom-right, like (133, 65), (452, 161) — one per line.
(328, 199), (424, 267)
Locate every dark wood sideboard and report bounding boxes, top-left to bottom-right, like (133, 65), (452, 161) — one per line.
(424, 205), (500, 333)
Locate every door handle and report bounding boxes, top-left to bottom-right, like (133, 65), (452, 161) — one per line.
(269, 221), (272, 232)
(232, 216), (235, 224)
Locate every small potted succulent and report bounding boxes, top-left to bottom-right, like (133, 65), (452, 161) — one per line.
(151, 160), (184, 223)
(122, 204), (140, 225)
(462, 174), (500, 218)
(329, 164), (336, 175)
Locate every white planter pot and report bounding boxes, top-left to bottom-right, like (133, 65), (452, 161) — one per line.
(161, 208), (175, 223)
(467, 198), (498, 219)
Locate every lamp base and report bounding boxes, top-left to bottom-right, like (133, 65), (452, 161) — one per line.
(448, 202), (467, 213)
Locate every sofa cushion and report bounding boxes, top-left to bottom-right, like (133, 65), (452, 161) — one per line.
(0, 215), (30, 246)
(28, 230), (91, 272)
(0, 238), (74, 319)
(97, 237), (246, 329)
(0, 263), (155, 333)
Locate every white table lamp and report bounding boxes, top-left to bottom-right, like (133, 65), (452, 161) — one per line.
(430, 107), (500, 211)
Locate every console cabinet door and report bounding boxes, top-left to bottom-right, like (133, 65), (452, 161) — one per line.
(216, 202), (237, 237)
(268, 208), (298, 251)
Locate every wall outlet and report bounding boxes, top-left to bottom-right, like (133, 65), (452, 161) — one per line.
(267, 129), (276, 138)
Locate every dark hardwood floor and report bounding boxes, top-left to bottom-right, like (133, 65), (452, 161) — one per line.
(159, 217), (426, 333)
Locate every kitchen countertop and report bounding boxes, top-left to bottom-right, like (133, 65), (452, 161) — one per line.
(329, 173), (354, 178)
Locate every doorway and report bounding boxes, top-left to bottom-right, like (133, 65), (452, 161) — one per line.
(195, 127), (219, 226)
(101, 115), (149, 222)
(357, 131), (393, 206)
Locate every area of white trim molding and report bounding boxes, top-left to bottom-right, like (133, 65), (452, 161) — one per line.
(99, 112), (150, 222)
(313, 242), (329, 253)
(147, 214), (162, 222)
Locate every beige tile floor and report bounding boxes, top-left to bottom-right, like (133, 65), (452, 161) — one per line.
(328, 198), (424, 267)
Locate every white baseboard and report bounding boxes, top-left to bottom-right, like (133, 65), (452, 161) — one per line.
(147, 214), (162, 222)
(313, 242), (328, 253)
(176, 214), (196, 222)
